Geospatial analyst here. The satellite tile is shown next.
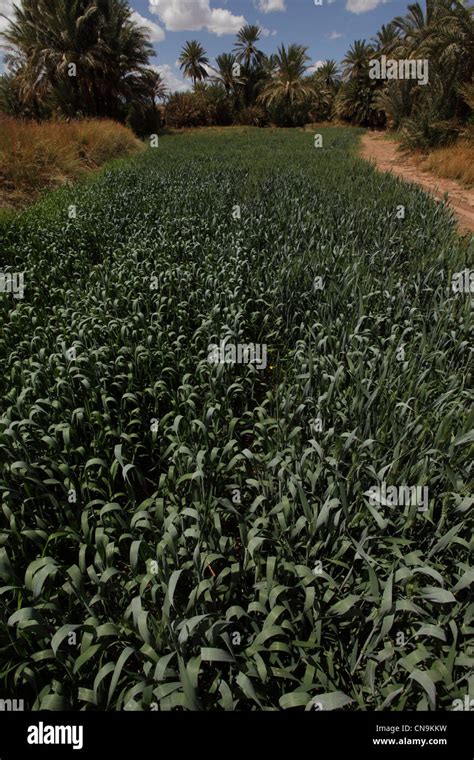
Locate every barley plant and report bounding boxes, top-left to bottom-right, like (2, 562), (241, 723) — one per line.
(0, 128), (472, 711)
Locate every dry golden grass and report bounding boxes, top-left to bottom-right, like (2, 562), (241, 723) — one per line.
(302, 120), (349, 130)
(418, 139), (474, 188)
(0, 117), (144, 208)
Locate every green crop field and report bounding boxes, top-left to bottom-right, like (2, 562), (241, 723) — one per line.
(0, 127), (472, 712)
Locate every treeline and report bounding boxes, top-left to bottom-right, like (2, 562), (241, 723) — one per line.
(1, 0), (473, 148)
(170, 0), (473, 149)
(0, 0), (166, 135)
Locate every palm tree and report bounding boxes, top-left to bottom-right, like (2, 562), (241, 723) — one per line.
(3, 0), (97, 116)
(337, 40), (382, 126)
(313, 59), (340, 88)
(393, 0), (436, 47)
(390, 0), (473, 123)
(233, 25), (265, 69)
(1, 0), (155, 119)
(310, 60), (340, 121)
(233, 24), (267, 106)
(94, 0), (156, 118)
(371, 23), (401, 54)
(210, 53), (244, 96)
(342, 40), (374, 80)
(258, 44), (317, 124)
(140, 69), (168, 106)
(335, 78), (384, 125)
(458, 78), (474, 111)
(262, 53), (279, 77)
(424, 0), (474, 83)
(375, 79), (415, 129)
(178, 40), (209, 87)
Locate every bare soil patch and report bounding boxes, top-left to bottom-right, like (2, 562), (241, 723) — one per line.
(360, 131), (474, 234)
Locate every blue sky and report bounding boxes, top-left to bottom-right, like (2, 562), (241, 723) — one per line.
(130, 0), (410, 90)
(0, 0), (412, 85)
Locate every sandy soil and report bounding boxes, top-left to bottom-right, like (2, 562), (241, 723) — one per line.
(360, 131), (474, 234)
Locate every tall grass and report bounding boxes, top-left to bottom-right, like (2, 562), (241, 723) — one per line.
(418, 138), (474, 188)
(0, 128), (472, 712)
(0, 117), (144, 208)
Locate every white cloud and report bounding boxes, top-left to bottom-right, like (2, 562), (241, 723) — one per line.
(131, 11), (165, 42)
(0, 0), (14, 34)
(307, 60), (325, 75)
(152, 63), (191, 93)
(259, 24), (277, 38)
(208, 7), (244, 35)
(327, 30), (344, 39)
(255, 0), (286, 12)
(149, 0), (245, 36)
(346, 0), (381, 13)
(150, 0), (209, 31)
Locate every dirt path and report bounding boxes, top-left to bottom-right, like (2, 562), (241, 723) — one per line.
(360, 132), (474, 234)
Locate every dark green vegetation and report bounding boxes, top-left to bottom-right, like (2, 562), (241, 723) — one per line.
(175, 0), (474, 147)
(1, 1), (473, 147)
(0, 128), (472, 711)
(0, 0), (166, 135)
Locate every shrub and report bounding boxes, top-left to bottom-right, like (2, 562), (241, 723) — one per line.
(398, 75), (462, 150)
(199, 85), (234, 126)
(237, 105), (268, 127)
(165, 93), (208, 129)
(126, 104), (164, 138)
(375, 80), (416, 131)
(69, 120), (144, 166)
(335, 79), (385, 127)
(400, 116), (462, 152)
(0, 117), (143, 207)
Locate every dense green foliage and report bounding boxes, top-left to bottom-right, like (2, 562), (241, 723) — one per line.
(341, 0), (474, 145)
(1, 0), (472, 146)
(0, 128), (472, 711)
(0, 0), (165, 134)
(169, 0), (474, 144)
